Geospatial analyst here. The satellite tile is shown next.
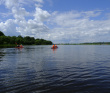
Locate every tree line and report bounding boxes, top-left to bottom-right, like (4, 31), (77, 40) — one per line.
(0, 31), (52, 45)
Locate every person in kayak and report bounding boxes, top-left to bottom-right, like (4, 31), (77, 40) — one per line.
(17, 44), (20, 47)
(52, 44), (55, 47)
(51, 44), (58, 49)
(20, 44), (23, 47)
(55, 45), (58, 48)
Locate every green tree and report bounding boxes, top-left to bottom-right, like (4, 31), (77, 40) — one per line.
(0, 31), (53, 45)
(0, 36), (5, 44)
(5, 36), (11, 44)
(35, 39), (52, 45)
(35, 39), (42, 45)
(0, 31), (5, 36)
(16, 35), (24, 44)
(10, 36), (17, 44)
(24, 36), (35, 45)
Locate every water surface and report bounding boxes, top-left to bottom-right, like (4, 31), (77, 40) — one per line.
(0, 45), (110, 93)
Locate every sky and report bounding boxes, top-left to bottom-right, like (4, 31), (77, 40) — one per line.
(0, 0), (110, 43)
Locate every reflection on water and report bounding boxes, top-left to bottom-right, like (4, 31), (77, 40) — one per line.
(0, 49), (5, 61)
(0, 45), (110, 93)
(52, 48), (58, 53)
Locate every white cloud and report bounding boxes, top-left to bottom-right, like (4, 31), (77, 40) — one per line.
(5, 0), (19, 9)
(12, 7), (29, 20)
(0, 0), (51, 39)
(15, 6), (51, 39)
(48, 10), (110, 43)
(50, 10), (102, 27)
(17, 19), (50, 38)
(34, 7), (51, 22)
(0, 19), (20, 36)
(4, 0), (43, 9)
(34, 0), (43, 3)
(82, 10), (101, 18)
(0, 0), (110, 43)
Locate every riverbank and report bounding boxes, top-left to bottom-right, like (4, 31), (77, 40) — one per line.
(0, 44), (52, 48)
(0, 44), (16, 48)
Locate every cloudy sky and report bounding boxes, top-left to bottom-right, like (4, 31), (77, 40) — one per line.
(0, 0), (110, 43)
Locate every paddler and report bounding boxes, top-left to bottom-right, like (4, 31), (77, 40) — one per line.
(55, 44), (57, 48)
(17, 44), (20, 47)
(52, 44), (55, 48)
(20, 44), (22, 47)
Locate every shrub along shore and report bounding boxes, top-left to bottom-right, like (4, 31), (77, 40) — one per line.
(58, 42), (110, 45)
(0, 31), (52, 48)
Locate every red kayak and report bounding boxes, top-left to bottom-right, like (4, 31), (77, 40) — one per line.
(15, 46), (24, 48)
(51, 46), (58, 49)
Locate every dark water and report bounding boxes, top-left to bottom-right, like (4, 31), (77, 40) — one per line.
(0, 45), (110, 93)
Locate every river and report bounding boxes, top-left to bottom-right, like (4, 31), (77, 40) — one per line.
(0, 45), (110, 93)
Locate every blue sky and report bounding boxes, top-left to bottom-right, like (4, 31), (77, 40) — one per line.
(0, 0), (110, 43)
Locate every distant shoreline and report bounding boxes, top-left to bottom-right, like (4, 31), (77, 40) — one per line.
(0, 44), (16, 48)
(0, 42), (110, 48)
(57, 42), (110, 45)
(0, 44), (52, 48)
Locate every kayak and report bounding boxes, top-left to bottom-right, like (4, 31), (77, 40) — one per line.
(51, 46), (58, 49)
(15, 46), (24, 48)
